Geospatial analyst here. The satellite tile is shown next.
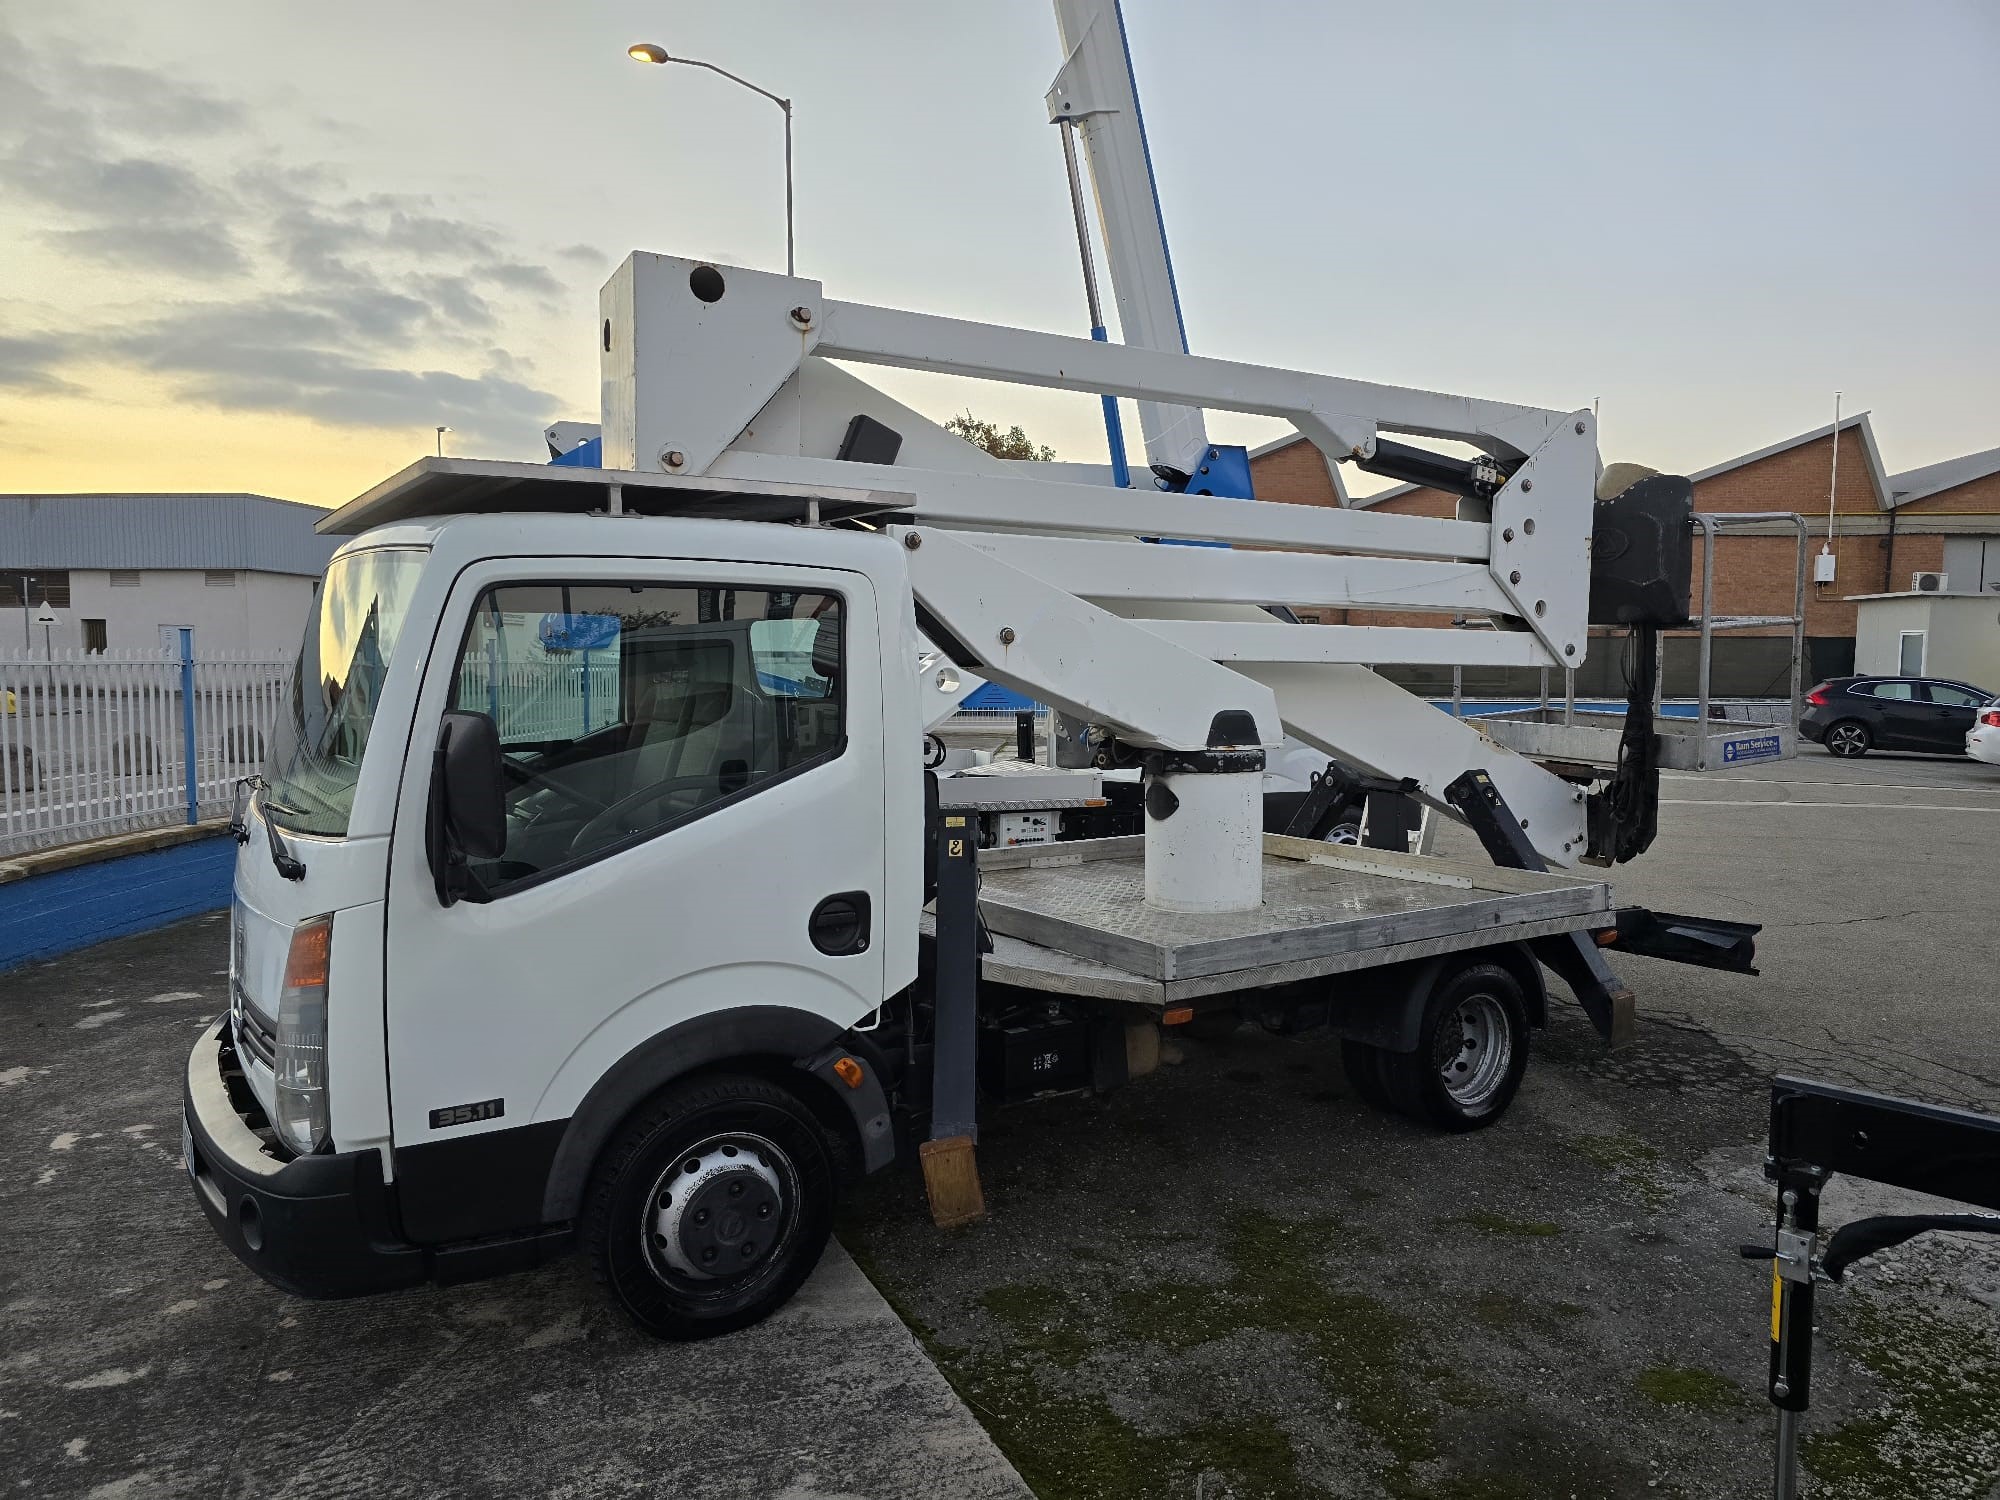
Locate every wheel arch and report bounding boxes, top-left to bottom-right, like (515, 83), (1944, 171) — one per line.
(1327, 943), (1546, 1055)
(540, 1005), (892, 1225)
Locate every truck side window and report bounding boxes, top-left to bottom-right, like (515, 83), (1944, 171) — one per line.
(449, 582), (844, 890)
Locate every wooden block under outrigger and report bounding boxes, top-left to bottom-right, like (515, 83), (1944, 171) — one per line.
(920, 1135), (986, 1229)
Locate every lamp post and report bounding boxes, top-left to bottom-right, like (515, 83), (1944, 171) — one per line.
(628, 42), (794, 277)
(436, 425), (451, 457)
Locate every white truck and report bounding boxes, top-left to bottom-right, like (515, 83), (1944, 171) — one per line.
(180, 3), (1777, 1340)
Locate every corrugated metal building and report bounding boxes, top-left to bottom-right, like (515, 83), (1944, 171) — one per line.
(0, 493), (336, 656)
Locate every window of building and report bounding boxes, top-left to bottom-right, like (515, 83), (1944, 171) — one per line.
(204, 570), (237, 588)
(448, 581), (844, 892)
(109, 570), (142, 587)
(82, 619), (108, 654)
(0, 572), (70, 608)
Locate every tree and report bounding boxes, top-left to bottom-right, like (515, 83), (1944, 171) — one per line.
(944, 410), (1056, 462)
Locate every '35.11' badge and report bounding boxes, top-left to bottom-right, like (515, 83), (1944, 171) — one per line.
(429, 1098), (504, 1129)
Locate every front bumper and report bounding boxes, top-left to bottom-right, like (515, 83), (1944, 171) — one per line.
(182, 1016), (425, 1299)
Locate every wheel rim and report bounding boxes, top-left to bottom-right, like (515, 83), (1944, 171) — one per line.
(1435, 992), (1513, 1109)
(1828, 723), (1865, 756)
(642, 1131), (797, 1287)
(1326, 821), (1362, 847)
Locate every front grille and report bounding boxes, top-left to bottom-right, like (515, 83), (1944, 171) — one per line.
(235, 1001), (277, 1071)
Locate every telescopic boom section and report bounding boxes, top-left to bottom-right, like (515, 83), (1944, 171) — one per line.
(1047, 0), (1210, 477)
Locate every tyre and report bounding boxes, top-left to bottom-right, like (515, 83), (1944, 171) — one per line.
(1375, 962), (1530, 1132)
(1823, 720), (1871, 758)
(582, 1073), (836, 1341)
(1340, 1039), (1395, 1112)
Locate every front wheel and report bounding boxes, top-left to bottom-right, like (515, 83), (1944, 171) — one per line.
(582, 1074), (836, 1340)
(1375, 962), (1530, 1132)
(1824, 720), (1871, 758)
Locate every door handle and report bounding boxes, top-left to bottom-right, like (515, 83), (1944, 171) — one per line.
(808, 892), (871, 956)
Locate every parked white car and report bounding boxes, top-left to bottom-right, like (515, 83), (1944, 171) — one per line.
(1968, 701), (2000, 767)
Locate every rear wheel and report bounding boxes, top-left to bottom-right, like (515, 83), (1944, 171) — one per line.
(583, 1074), (835, 1341)
(1376, 962), (1530, 1131)
(1824, 720), (1871, 758)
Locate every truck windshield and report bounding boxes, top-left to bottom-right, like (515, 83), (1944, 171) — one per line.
(263, 547), (427, 836)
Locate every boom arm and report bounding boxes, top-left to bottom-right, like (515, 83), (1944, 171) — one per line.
(1046, 0), (1208, 475)
(596, 252), (1600, 865)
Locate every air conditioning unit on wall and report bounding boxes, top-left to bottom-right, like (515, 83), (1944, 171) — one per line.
(1912, 571), (1948, 593)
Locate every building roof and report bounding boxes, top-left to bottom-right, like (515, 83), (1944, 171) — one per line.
(0, 493), (338, 576)
(1688, 412), (1892, 509)
(1888, 445), (2000, 508)
(1344, 480), (1417, 510)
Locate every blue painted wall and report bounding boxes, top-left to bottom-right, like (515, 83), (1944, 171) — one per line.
(1, 836), (235, 973)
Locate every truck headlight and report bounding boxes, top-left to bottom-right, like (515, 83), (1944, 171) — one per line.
(274, 914), (332, 1156)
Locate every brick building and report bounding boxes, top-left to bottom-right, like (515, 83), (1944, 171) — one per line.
(1247, 416), (2000, 697)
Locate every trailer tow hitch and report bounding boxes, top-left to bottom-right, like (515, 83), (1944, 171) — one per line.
(1748, 1077), (2000, 1499)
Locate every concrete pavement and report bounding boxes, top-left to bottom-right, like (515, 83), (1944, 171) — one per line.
(0, 914), (1031, 1500)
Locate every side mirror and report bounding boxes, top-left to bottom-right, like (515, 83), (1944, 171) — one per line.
(429, 711), (505, 903)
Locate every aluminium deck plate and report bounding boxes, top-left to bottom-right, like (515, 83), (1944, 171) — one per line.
(971, 835), (1612, 984)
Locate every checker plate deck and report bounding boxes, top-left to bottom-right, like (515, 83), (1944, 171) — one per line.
(972, 835), (1613, 986)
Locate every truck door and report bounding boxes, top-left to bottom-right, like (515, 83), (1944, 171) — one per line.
(379, 559), (886, 1243)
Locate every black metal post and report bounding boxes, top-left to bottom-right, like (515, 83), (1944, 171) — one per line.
(930, 812), (979, 1142)
(921, 809), (986, 1228)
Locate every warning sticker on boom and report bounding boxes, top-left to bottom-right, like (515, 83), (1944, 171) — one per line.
(1723, 734), (1783, 764)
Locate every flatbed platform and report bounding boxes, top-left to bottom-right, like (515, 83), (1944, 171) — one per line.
(924, 834), (1614, 1008)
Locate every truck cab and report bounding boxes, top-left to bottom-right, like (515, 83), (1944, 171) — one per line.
(186, 512), (923, 1338)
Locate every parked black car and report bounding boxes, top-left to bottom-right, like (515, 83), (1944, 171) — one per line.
(1799, 676), (1996, 757)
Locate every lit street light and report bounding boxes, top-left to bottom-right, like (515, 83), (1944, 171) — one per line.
(627, 42), (794, 277)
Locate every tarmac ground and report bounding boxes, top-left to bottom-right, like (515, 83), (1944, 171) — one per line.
(3, 746), (1997, 1498)
(838, 746), (2000, 1499)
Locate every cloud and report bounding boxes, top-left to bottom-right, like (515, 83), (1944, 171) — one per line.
(0, 42), (247, 276)
(91, 64), (244, 137)
(0, 28), (571, 450)
(0, 335), (83, 396)
(45, 223), (249, 277)
(105, 282), (559, 449)
(476, 261), (565, 299)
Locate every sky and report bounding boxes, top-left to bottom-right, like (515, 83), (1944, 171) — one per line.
(2, 0), (1997, 510)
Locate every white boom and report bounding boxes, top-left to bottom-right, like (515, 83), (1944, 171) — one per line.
(593, 250), (1601, 893)
(1046, 0), (1208, 476)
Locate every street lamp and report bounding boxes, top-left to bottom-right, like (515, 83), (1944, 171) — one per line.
(436, 425), (450, 457)
(627, 42), (794, 277)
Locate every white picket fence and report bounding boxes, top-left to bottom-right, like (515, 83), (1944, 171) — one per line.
(0, 648), (289, 857)
(455, 651), (623, 744)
